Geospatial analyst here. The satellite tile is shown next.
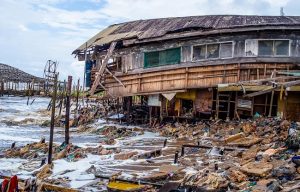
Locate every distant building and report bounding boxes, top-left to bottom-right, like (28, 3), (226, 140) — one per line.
(73, 15), (300, 121)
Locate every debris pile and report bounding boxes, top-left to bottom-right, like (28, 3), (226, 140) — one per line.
(163, 117), (300, 191)
(98, 126), (144, 139)
(4, 139), (87, 163)
(4, 138), (48, 160)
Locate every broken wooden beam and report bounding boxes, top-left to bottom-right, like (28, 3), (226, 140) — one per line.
(243, 87), (277, 98)
(90, 42), (117, 96)
(283, 79), (300, 88)
(239, 76), (300, 84)
(105, 68), (125, 87)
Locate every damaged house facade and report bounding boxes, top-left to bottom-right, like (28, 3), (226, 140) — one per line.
(73, 15), (300, 121)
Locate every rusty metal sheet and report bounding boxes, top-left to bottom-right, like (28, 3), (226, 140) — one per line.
(73, 15), (300, 54)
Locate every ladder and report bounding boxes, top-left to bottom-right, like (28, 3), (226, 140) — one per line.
(215, 91), (232, 120)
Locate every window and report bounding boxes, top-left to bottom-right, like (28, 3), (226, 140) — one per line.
(258, 40), (289, 56)
(144, 47), (181, 68)
(275, 40), (289, 56)
(258, 40), (273, 56)
(193, 42), (233, 60)
(220, 42), (233, 58)
(207, 44), (220, 59)
(193, 45), (206, 60)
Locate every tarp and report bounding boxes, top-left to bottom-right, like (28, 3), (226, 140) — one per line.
(162, 93), (176, 101)
(148, 94), (161, 106)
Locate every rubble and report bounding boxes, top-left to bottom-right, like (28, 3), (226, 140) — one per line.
(1, 96), (300, 192)
(240, 161), (273, 177)
(150, 117), (300, 191)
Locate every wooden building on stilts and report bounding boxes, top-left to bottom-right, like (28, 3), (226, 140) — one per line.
(0, 63), (45, 96)
(73, 15), (300, 122)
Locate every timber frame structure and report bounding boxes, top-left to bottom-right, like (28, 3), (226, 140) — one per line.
(0, 63), (45, 96)
(73, 15), (300, 122)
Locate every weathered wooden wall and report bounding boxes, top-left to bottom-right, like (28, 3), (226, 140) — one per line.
(102, 63), (295, 97)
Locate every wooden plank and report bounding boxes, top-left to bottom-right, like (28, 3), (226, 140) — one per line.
(283, 79), (300, 88)
(240, 76), (300, 84)
(268, 90), (275, 117)
(243, 87), (277, 98)
(90, 41), (116, 95)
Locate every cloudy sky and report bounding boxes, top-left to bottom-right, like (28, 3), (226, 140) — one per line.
(0, 0), (299, 81)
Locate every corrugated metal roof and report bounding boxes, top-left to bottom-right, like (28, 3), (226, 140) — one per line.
(73, 15), (300, 54)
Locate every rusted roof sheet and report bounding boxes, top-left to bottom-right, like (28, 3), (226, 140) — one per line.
(73, 15), (300, 54)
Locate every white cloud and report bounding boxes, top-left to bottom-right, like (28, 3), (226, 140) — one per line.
(262, 0), (290, 7)
(18, 24), (29, 31)
(37, 4), (108, 30)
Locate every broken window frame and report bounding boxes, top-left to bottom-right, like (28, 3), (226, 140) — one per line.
(245, 39), (291, 57)
(192, 41), (234, 61)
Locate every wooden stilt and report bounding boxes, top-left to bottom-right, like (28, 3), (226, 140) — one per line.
(76, 79), (80, 110)
(268, 90), (275, 117)
(149, 106), (152, 126)
(216, 90), (219, 120)
(48, 74), (58, 164)
(65, 76), (72, 145)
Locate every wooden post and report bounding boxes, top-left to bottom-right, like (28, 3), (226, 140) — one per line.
(59, 80), (66, 116)
(216, 90), (220, 120)
(32, 79), (35, 93)
(117, 97), (121, 123)
(234, 92), (238, 120)
(174, 151), (179, 164)
(76, 79), (80, 110)
(48, 74), (58, 165)
(181, 146), (185, 157)
(268, 91), (274, 117)
(163, 139), (167, 147)
(283, 91), (288, 120)
(65, 76), (72, 145)
(149, 106), (152, 126)
(226, 93), (231, 120)
(237, 63), (241, 82)
(83, 42), (87, 93)
(27, 79), (34, 105)
(185, 68), (188, 88)
(0, 81), (3, 96)
(160, 96), (163, 122)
